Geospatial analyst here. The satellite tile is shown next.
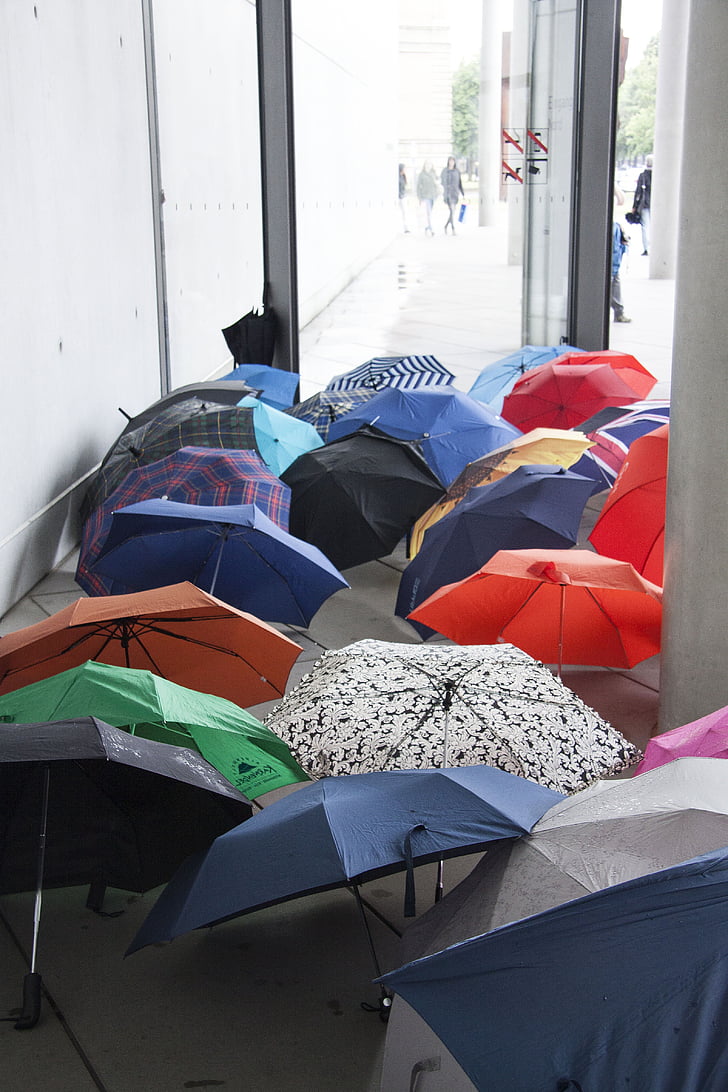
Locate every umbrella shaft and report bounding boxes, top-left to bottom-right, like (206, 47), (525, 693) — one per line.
(30, 765), (51, 973)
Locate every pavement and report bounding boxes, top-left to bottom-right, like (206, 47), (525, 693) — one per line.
(0, 201), (674, 1091)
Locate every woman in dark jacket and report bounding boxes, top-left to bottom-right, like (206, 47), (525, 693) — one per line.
(440, 156), (464, 234)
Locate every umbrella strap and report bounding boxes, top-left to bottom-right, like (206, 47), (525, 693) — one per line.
(404, 824), (427, 918)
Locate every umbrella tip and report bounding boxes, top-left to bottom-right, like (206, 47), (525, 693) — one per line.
(14, 972), (42, 1030)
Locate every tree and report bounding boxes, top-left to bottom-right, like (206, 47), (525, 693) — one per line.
(452, 58), (479, 168)
(616, 35), (659, 162)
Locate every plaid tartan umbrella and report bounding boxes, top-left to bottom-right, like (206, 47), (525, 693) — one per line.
(77, 447), (290, 597)
(82, 401), (260, 520)
(326, 354), (455, 392)
(116, 381), (259, 438)
(284, 387), (377, 442)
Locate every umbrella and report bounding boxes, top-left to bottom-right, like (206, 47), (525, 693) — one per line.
(396, 465), (595, 636)
(218, 364), (299, 410)
(569, 401), (670, 490)
(221, 305), (278, 368)
(127, 764), (563, 953)
(589, 422), (668, 586)
(234, 395), (323, 476)
(500, 360), (652, 431)
(0, 661), (310, 801)
(0, 582), (303, 706)
(467, 344), (582, 411)
(551, 347), (658, 395)
(90, 501), (349, 627)
(285, 387), (377, 442)
(264, 640), (640, 793)
(76, 446), (290, 597)
(635, 704), (728, 773)
(326, 386), (522, 487)
(381, 761), (728, 1092)
(409, 548), (663, 673)
(114, 381), (260, 437)
(325, 354), (455, 392)
(82, 402), (262, 519)
(408, 427), (594, 556)
(280, 427), (444, 570)
(0, 715), (252, 1029)
(381, 846), (728, 1092)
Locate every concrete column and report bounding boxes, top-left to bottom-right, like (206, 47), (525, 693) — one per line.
(507, 0), (529, 267)
(650, 0), (688, 279)
(478, 0), (504, 226)
(659, 1), (728, 730)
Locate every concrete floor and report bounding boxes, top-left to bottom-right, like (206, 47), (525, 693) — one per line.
(0, 206), (672, 1090)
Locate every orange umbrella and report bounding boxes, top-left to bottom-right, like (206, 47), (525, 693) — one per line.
(0, 583), (302, 707)
(589, 423), (668, 586)
(408, 427), (594, 556)
(408, 548), (663, 673)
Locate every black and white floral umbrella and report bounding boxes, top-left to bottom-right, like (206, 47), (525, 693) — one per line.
(264, 640), (641, 794)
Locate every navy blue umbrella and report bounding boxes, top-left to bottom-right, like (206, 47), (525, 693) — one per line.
(380, 845), (728, 1092)
(128, 764), (562, 954)
(396, 464), (595, 636)
(326, 386), (521, 487)
(91, 499), (349, 627)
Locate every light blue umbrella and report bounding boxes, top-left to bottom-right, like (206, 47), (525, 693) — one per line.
(469, 345), (583, 412)
(236, 395), (323, 476)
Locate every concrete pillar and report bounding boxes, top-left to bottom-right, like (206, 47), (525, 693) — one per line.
(478, 0), (503, 226)
(650, 0), (688, 279)
(506, 0), (529, 267)
(659, 1), (728, 730)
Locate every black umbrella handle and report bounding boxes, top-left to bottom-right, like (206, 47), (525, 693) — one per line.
(14, 972), (42, 1030)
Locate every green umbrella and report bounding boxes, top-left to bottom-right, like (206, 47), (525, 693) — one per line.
(0, 661), (309, 801)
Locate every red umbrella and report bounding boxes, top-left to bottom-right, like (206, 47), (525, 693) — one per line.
(588, 423), (668, 586)
(550, 350), (657, 398)
(500, 361), (651, 431)
(407, 548), (663, 673)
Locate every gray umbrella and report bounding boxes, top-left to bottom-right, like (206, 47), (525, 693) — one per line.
(264, 639), (640, 794)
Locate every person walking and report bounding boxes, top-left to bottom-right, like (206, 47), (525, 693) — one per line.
(632, 154), (652, 255)
(611, 221), (631, 323)
(440, 156), (464, 235)
(416, 161), (438, 235)
(398, 164), (410, 234)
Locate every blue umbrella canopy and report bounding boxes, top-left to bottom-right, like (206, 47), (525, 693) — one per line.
(380, 845), (728, 1092)
(127, 764), (563, 954)
(218, 364), (300, 410)
(326, 386), (521, 487)
(235, 395), (323, 477)
(326, 354), (455, 392)
(91, 499), (349, 627)
(396, 464), (595, 635)
(468, 345), (582, 412)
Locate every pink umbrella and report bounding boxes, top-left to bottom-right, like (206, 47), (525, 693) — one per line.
(636, 705), (728, 774)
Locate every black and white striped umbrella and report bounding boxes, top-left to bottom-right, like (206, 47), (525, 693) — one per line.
(325, 354), (455, 392)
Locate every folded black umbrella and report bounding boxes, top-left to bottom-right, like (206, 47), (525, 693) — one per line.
(222, 307), (278, 367)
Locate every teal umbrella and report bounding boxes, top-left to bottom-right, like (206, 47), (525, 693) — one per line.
(237, 396), (323, 476)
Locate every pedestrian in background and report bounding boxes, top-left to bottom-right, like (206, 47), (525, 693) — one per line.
(632, 154), (652, 255)
(398, 164), (410, 233)
(440, 155), (464, 235)
(611, 221), (631, 324)
(416, 161), (438, 236)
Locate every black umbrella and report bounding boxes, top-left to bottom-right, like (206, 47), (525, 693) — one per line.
(281, 426), (444, 570)
(115, 380), (260, 437)
(0, 717), (252, 1030)
(222, 306), (278, 367)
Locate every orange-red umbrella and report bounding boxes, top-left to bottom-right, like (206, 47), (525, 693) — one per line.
(408, 548), (663, 672)
(500, 361), (654, 431)
(0, 583), (302, 707)
(588, 423), (668, 586)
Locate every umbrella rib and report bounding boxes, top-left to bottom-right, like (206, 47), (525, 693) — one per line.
(581, 587), (633, 664)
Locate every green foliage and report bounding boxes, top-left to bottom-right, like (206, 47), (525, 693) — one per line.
(452, 58), (480, 161)
(616, 34), (659, 161)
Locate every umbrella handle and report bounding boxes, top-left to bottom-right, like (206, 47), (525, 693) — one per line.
(14, 973), (42, 1031)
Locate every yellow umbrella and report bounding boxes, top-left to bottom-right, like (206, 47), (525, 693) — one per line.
(408, 427), (593, 556)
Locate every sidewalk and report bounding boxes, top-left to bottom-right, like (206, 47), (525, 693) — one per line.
(0, 208), (675, 1090)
